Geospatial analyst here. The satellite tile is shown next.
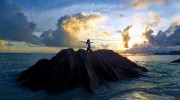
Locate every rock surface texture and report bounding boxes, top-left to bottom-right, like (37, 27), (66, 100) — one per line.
(17, 49), (148, 93)
(171, 59), (180, 63)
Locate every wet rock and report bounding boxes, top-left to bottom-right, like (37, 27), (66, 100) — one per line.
(17, 48), (148, 93)
(171, 59), (180, 63)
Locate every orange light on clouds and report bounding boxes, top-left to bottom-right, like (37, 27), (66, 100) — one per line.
(0, 40), (5, 46)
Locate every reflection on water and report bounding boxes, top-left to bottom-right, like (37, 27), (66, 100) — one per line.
(110, 91), (174, 100)
(126, 55), (180, 62)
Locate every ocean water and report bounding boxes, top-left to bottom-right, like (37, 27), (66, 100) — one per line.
(0, 53), (179, 100)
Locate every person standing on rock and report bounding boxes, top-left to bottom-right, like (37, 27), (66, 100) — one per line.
(81, 39), (93, 52)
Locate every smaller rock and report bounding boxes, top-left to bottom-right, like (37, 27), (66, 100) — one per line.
(171, 59), (180, 63)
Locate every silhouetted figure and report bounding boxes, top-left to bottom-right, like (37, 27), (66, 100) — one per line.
(81, 39), (93, 52)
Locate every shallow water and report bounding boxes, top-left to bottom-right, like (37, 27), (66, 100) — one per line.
(0, 53), (179, 100)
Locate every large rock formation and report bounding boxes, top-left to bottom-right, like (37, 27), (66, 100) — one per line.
(17, 49), (148, 93)
(171, 59), (180, 63)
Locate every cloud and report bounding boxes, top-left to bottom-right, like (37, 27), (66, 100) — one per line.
(126, 43), (155, 54)
(154, 23), (180, 46)
(163, 22), (180, 36)
(40, 28), (82, 47)
(40, 12), (106, 47)
(61, 12), (106, 38)
(0, 0), (40, 44)
(133, 0), (154, 9)
(126, 43), (179, 54)
(133, 0), (169, 9)
(141, 25), (180, 46)
(0, 2), (108, 48)
(0, 40), (5, 46)
(119, 14), (124, 17)
(0, 40), (16, 52)
(6, 43), (14, 47)
(92, 43), (109, 50)
(142, 27), (155, 45)
(148, 11), (161, 24)
(26, 43), (38, 47)
(100, 44), (109, 49)
(126, 23), (180, 53)
(135, 11), (162, 28)
(118, 25), (132, 48)
(21, 2), (128, 33)
(165, 25), (180, 46)
(133, 0), (180, 9)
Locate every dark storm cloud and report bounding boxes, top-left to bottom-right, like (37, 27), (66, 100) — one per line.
(165, 25), (180, 46)
(163, 22), (179, 36)
(0, 0), (40, 44)
(151, 25), (179, 46)
(40, 15), (82, 47)
(142, 23), (180, 47)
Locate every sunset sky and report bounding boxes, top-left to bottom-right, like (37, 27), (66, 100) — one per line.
(0, 0), (180, 53)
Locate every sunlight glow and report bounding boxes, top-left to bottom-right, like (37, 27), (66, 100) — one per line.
(128, 26), (147, 48)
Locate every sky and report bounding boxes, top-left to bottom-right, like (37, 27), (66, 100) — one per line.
(0, 0), (180, 53)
